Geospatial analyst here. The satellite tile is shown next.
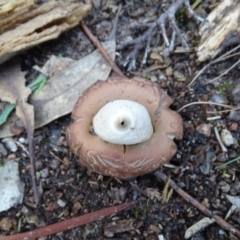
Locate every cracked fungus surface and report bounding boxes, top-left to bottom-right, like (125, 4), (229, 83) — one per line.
(66, 76), (183, 179)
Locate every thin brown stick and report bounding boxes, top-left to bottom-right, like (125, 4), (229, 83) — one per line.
(177, 101), (237, 113)
(187, 46), (240, 87)
(154, 170), (240, 238)
(80, 5), (125, 78)
(207, 106), (240, 114)
(0, 65), (39, 203)
(205, 59), (240, 84)
(0, 201), (136, 240)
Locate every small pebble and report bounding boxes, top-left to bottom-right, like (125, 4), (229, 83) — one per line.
(40, 168), (49, 178)
(2, 138), (17, 152)
(150, 75), (158, 82)
(49, 158), (60, 170)
(18, 137), (26, 143)
(21, 206), (30, 215)
(49, 129), (61, 144)
(232, 182), (240, 193)
(219, 181), (230, 193)
(57, 199), (67, 208)
(229, 110), (240, 121)
(0, 143), (7, 156)
(165, 67), (173, 77)
(210, 93), (228, 104)
(217, 153), (228, 162)
(196, 123), (211, 137)
(73, 202), (82, 214)
(229, 122), (238, 131)
(35, 160), (43, 171)
(119, 186), (128, 201)
(221, 129), (234, 146)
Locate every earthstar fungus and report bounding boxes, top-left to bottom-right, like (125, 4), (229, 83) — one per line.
(66, 76), (183, 179)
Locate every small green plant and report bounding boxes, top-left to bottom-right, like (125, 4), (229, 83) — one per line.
(0, 73), (47, 127)
(178, 6), (185, 15)
(133, 206), (147, 218)
(218, 85), (223, 94)
(217, 82), (232, 94)
(0, 162), (3, 171)
(215, 156), (240, 170)
(146, 74), (152, 80)
(176, 6), (185, 22)
(224, 82), (232, 89)
(28, 73), (47, 93)
(0, 103), (16, 126)
(176, 77), (186, 82)
(193, 38), (200, 45)
(36, 171), (41, 179)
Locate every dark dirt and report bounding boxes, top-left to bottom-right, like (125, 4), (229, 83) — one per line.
(1, 0), (240, 240)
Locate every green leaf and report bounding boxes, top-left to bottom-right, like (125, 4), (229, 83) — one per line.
(218, 85), (223, 94)
(192, 0), (201, 10)
(0, 162), (3, 172)
(0, 74), (47, 127)
(28, 74), (47, 92)
(36, 171), (41, 179)
(224, 82), (232, 89)
(215, 156), (240, 170)
(146, 74), (151, 80)
(0, 103), (16, 126)
(35, 78), (46, 95)
(178, 6), (185, 15)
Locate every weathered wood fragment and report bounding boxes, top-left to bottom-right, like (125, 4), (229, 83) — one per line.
(0, 0), (91, 63)
(197, 0), (240, 62)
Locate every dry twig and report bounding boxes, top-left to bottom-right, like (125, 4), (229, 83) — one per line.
(80, 4), (125, 77)
(0, 201), (136, 240)
(118, 0), (205, 71)
(177, 101), (237, 113)
(188, 45), (240, 87)
(154, 170), (240, 238)
(214, 126), (227, 152)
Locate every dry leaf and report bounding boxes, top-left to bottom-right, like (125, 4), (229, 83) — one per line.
(30, 39), (116, 128)
(226, 195), (240, 210)
(0, 61), (38, 201)
(0, 62), (33, 134)
(0, 40), (116, 137)
(34, 55), (76, 78)
(0, 0), (91, 63)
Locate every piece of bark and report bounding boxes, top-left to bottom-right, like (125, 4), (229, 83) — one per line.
(0, 0), (91, 64)
(197, 0), (240, 62)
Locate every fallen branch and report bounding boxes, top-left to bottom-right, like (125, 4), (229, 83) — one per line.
(0, 201), (136, 240)
(80, 4), (125, 77)
(154, 170), (240, 238)
(117, 0), (205, 71)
